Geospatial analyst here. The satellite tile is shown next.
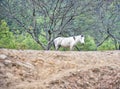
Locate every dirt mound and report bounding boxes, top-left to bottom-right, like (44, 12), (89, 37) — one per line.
(0, 49), (120, 89)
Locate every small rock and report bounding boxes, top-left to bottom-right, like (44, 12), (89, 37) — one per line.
(4, 60), (12, 64)
(3, 60), (12, 66)
(0, 54), (7, 60)
(0, 63), (5, 67)
(6, 72), (14, 78)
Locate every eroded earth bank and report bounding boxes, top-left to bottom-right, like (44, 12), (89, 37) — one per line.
(0, 49), (120, 89)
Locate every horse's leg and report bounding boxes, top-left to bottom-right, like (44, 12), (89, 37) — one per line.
(54, 43), (58, 50)
(70, 45), (73, 51)
(57, 45), (61, 50)
(53, 42), (57, 50)
(55, 45), (58, 50)
(55, 44), (61, 50)
(70, 43), (75, 51)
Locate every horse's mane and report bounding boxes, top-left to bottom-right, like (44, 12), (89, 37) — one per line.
(74, 35), (84, 37)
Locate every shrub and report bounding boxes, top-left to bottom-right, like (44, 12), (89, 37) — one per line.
(15, 33), (42, 50)
(98, 38), (116, 50)
(0, 20), (15, 48)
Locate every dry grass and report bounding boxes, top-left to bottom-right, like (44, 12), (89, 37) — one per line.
(0, 49), (120, 89)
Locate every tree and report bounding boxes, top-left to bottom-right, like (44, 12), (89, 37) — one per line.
(0, 0), (81, 50)
(0, 0), (120, 50)
(88, 0), (120, 49)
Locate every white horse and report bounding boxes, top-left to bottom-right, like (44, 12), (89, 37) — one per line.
(53, 35), (85, 51)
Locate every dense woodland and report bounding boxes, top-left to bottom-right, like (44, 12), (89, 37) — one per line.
(0, 0), (120, 51)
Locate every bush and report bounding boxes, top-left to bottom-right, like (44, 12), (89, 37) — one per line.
(98, 38), (116, 50)
(0, 20), (43, 50)
(0, 20), (15, 48)
(15, 33), (42, 50)
(0, 20), (117, 51)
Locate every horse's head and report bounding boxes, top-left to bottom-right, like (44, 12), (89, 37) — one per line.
(79, 35), (85, 44)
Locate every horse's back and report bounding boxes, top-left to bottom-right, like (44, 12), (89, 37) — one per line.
(54, 37), (63, 42)
(54, 37), (64, 45)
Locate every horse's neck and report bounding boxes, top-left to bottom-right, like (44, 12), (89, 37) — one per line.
(74, 36), (80, 43)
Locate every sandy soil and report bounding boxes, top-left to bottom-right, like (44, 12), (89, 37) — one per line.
(0, 49), (120, 89)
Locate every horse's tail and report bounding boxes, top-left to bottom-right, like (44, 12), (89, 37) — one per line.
(52, 38), (56, 50)
(53, 40), (55, 49)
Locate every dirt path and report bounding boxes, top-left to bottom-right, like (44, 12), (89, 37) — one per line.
(0, 49), (120, 89)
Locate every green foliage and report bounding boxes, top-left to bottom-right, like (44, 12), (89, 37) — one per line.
(0, 20), (15, 48)
(0, 20), (43, 50)
(98, 38), (116, 50)
(0, 20), (117, 51)
(39, 33), (47, 45)
(15, 33), (42, 50)
(36, 16), (44, 24)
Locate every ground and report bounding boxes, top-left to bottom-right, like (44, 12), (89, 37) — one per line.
(0, 49), (120, 89)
